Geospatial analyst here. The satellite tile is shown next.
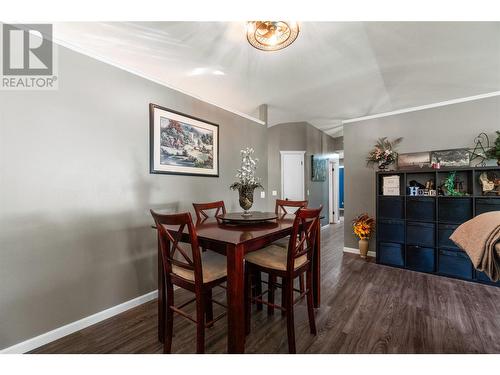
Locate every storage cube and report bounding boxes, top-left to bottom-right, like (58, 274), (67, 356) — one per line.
(438, 249), (472, 279)
(376, 168), (500, 288)
(407, 197), (435, 221)
(406, 246), (435, 273)
(437, 224), (460, 250)
(378, 242), (405, 267)
(378, 197), (404, 219)
(438, 197), (472, 224)
(377, 219), (405, 243)
(475, 198), (500, 215)
(406, 221), (435, 247)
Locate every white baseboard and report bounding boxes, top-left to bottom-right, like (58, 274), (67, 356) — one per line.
(343, 246), (376, 258)
(0, 290), (158, 354)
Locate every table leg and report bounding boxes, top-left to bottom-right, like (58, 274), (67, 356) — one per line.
(313, 220), (321, 307)
(157, 233), (166, 343)
(226, 243), (245, 353)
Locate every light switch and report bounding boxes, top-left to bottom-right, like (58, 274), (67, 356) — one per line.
(307, 189), (310, 196)
(272, 190), (277, 196)
(260, 191), (266, 198)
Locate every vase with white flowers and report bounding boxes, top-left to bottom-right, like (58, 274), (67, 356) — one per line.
(230, 147), (263, 216)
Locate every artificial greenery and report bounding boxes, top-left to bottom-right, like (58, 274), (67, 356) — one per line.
(486, 131), (500, 161)
(443, 171), (464, 197)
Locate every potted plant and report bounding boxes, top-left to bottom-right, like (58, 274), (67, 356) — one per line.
(366, 137), (403, 170)
(352, 213), (375, 259)
(487, 131), (500, 166)
(230, 147), (263, 216)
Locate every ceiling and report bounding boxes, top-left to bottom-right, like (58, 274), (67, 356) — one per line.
(53, 22), (500, 137)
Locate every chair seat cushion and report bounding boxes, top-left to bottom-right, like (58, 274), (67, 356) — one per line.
(273, 236), (290, 248)
(171, 246), (227, 283)
(273, 236), (303, 249)
(245, 244), (307, 271)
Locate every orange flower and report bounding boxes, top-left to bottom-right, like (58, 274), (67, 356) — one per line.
(352, 213), (375, 240)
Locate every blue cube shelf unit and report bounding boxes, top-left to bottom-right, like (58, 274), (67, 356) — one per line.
(376, 166), (500, 287)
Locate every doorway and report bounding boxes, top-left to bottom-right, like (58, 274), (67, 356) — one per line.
(280, 151), (305, 200)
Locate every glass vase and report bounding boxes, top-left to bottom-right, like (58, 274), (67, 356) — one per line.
(238, 185), (256, 216)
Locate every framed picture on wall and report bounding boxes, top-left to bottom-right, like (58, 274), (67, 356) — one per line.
(149, 104), (219, 177)
(311, 155), (327, 181)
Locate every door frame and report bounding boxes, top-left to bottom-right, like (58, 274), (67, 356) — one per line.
(280, 151), (306, 200)
(339, 165), (344, 212)
(328, 158), (340, 224)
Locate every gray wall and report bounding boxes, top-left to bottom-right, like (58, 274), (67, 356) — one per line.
(267, 122), (337, 225)
(0, 45), (268, 349)
(332, 136), (343, 151)
(344, 96), (500, 249)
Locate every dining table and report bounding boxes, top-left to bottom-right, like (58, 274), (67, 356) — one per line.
(154, 212), (321, 353)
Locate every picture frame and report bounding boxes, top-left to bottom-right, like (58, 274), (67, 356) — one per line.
(430, 148), (470, 168)
(397, 151), (431, 170)
(311, 155), (327, 182)
(149, 103), (219, 177)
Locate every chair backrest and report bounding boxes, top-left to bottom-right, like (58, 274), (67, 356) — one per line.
(286, 206), (322, 273)
(192, 201), (226, 222)
(275, 199), (308, 215)
(150, 210), (203, 284)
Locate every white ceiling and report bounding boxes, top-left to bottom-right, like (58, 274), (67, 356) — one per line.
(53, 22), (500, 136)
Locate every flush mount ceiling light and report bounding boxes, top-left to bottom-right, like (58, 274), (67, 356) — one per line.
(246, 21), (299, 51)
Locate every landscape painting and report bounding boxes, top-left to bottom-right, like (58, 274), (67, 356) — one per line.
(430, 148), (470, 168)
(150, 104), (219, 176)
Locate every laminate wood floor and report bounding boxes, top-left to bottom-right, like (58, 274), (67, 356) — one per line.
(32, 222), (500, 354)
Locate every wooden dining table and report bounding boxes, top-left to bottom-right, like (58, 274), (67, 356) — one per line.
(154, 212), (321, 353)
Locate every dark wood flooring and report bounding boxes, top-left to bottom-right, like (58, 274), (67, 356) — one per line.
(32, 222), (500, 354)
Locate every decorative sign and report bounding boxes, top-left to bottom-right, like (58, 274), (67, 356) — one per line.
(408, 186), (419, 196)
(382, 175), (400, 196)
(469, 133), (490, 167)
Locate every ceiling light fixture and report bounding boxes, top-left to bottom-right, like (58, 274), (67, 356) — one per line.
(246, 21), (299, 51)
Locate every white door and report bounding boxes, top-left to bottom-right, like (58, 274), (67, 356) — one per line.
(281, 151), (305, 200)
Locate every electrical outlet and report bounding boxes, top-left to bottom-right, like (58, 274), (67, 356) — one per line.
(272, 190), (277, 196)
(260, 191), (266, 198)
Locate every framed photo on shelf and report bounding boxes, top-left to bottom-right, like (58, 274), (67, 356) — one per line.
(149, 104), (219, 177)
(430, 148), (470, 168)
(397, 152), (431, 170)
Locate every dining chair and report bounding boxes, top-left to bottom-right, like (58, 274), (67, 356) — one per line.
(193, 201), (226, 253)
(244, 206), (322, 353)
(192, 200), (226, 222)
(275, 199), (309, 216)
(268, 199), (309, 315)
(151, 210), (227, 354)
